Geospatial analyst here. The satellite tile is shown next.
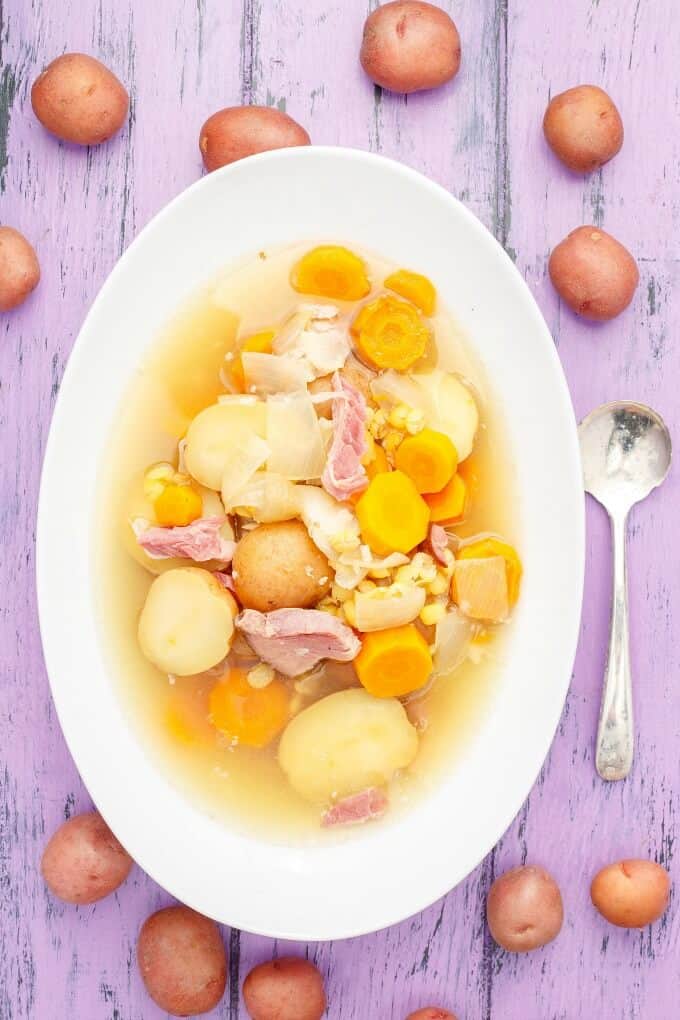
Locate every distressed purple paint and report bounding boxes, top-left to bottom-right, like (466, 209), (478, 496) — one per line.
(1, 1), (679, 1017)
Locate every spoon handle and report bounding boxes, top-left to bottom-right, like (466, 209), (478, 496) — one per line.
(596, 510), (634, 780)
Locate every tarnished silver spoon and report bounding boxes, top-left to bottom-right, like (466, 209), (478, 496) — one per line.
(579, 402), (672, 781)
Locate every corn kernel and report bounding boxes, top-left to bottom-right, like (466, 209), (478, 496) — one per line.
(405, 408), (426, 435)
(330, 529), (361, 554)
(358, 579), (377, 594)
(246, 663), (275, 689)
(427, 573), (450, 596)
(419, 602), (447, 626)
(331, 582), (353, 603)
(368, 567), (391, 580)
(388, 404), (411, 430)
(368, 408), (388, 440)
(383, 429), (404, 455)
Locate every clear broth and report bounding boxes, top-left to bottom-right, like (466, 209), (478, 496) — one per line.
(96, 243), (519, 843)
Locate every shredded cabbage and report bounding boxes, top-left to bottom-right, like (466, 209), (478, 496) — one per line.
(266, 392), (327, 480)
(354, 583), (426, 632)
(242, 351), (312, 394)
(296, 485), (360, 560)
(432, 608), (474, 676)
(227, 471), (301, 522)
(220, 434), (271, 506)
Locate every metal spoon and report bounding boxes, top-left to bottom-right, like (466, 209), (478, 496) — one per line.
(579, 402), (672, 781)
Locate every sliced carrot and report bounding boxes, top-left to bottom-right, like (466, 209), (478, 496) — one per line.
(457, 537), (523, 607)
(452, 556), (510, 623)
(364, 442), (390, 480)
(154, 483), (203, 527)
(355, 623), (433, 698)
(356, 470), (430, 555)
(231, 329), (276, 390)
(291, 245), (370, 300)
(394, 427), (457, 494)
(384, 269), (437, 316)
(209, 669), (289, 748)
(351, 295), (430, 371)
(425, 473), (468, 523)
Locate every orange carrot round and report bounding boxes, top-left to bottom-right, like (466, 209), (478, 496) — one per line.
(351, 295), (430, 371)
(292, 245), (370, 300)
(355, 624), (433, 698)
(395, 428), (457, 494)
(384, 268), (437, 316)
(154, 483), (203, 527)
(356, 470), (430, 555)
(209, 669), (289, 748)
(425, 473), (467, 523)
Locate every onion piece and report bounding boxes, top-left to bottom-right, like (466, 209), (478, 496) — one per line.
(266, 392), (327, 480)
(227, 471), (301, 522)
(220, 434), (271, 506)
(333, 548), (408, 590)
(242, 351), (311, 394)
(433, 608), (474, 676)
(296, 485), (360, 559)
(354, 583), (426, 632)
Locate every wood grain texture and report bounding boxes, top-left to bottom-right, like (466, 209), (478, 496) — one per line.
(1, 1), (678, 1017)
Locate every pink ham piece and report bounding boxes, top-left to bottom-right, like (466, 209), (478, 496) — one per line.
(322, 788), (388, 828)
(429, 523), (449, 565)
(137, 516), (236, 563)
(213, 570), (236, 593)
(321, 373), (368, 501)
(236, 607), (361, 677)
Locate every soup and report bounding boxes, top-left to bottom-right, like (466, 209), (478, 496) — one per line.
(97, 243), (521, 841)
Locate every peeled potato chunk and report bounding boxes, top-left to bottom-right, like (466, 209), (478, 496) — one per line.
(184, 400), (266, 490)
(279, 688), (418, 804)
(138, 568), (237, 675)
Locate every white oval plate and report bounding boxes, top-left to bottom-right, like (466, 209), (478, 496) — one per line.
(37, 147), (584, 941)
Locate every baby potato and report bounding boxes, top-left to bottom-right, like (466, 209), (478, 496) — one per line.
(199, 106), (310, 172)
(138, 567), (237, 675)
(184, 400), (266, 490)
(406, 1010), (458, 1020)
(137, 905), (227, 1016)
(590, 859), (670, 928)
(486, 865), (563, 952)
(544, 85), (623, 174)
(233, 520), (332, 612)
(279, 688), (418, 804)
(549, 226), (639, 321)
(360, 1), (461, 95)
(242, 957), (326, 1020)
(31, 53), (129, 145)
(41, 811), (133, 904)
(0, 227), (40, 311)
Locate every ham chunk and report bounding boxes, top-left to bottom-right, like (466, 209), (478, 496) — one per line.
(136, 516), (236, 563)
(321, 373), (368, 501)
(429, 523), (449, 565)
(322, 788), (388, 828)
(236, 607), (361, 677)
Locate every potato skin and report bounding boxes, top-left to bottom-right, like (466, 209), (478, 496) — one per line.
(486, 865), (563, 952)
(406, 1009), (457, 1020)
(199, 106), (310, 172)
(549, 226), (639, 321)
(360, 1), (461, 94)
(137, 906), (227, 1015)
(591, 859), (671, 928)
(233, 520), (332, 612)
(243, 957), (326, 1020)
(40, 811), (133, 904)
(31, 53), (129, 145)
(0, 227), (40, 311)
(544, 85), (623, 173)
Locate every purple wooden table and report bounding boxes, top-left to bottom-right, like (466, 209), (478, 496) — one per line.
(2, 1), (679, 1017)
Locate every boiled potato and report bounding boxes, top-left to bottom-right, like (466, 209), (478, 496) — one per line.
(40, 811), (133, 904)
(137, 905), (227, 1015)
(279, 688), (418, 804)
(549, 226), (639, 321)
(199, 106), (310, 172)
(0, 227), (40, 311)
(590, 859), (670, 928)
(406, 1010), (458, 1020)
(486, 865), (563, 952)
(124, 476), (227, 576)
(544, 85), (623, 174)
(360, 1), (461, 94)
(243, 957), (326, 1020)
(31, 53), (129, 145)
(419, 369), (478, 461)
(233, 520), (332, 612)
(138, 568), (237, 675)
(184, 399), (266, 490)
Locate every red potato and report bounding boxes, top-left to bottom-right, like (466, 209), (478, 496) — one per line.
(40, 811), (132, 904)
(486, 865), (563, 952)
(548, 226), (639, 321)
(406, 1009), (458, 1020)
(242, 957), (326, 1020)
(31, 53), (129, 145)
(199, 106), (310, 172)
(591, 859), (671, 928)
(360, 1), (461, 94)
(137, 906), (227, 1015)
(0, 227), (40, 311)
(543, 85), (623, 173)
